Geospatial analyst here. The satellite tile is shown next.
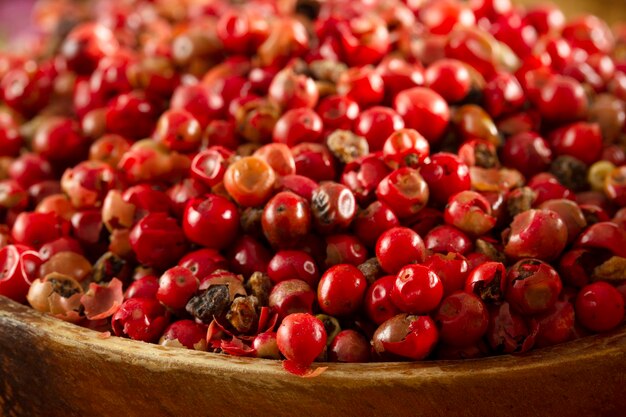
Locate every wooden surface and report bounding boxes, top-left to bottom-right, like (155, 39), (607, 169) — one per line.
(1, 296), (626, 417)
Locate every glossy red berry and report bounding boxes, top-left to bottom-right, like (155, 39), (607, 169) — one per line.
(376, 167), (429, 219)
(125, 275), (159, 300)
(465, 261), (507, 303)
(129, 213), (187, 270)
(548, 122), (603, 166)
(376, 227), (426, 275)
(317, 264), (367, 316)
(394, 87), (450, 145)
(353, 201), (400, 248)
(424, 225), (474, 255)
(153, 109), (203, 153)
(61, 23), (118, 74)
(435, 292), (489, 347)
(316, 95), (360, 133)
(291, 142), (338, 182)
(506, 259), (563, 315)
(382, 128), (430, 169)
(310, 182), (356, 234)
(105, 91), (160, 140)
(423, 253), (470, 297)
(575, 282), (625, 333)
(277, 313), (327, 367)
(424, 59), (471, 103)
(0, 244), (43, 303)
(273, 108), (323, 147)
(183, 195), (239, 250)
(500, 132), (552, 179)
(365, 275), (402, 325)
(227, 235), (272, 277)
(111, 298), (169, 343)
(11, 212), (69, 250)
(328, 329), (371, 363)
(391, 264), (443, 314)
(444, 191), (496, 236)
(420, 153), (471, 206)
(269, 279), (316, 321)
(354, 106), (405, 152)
(157, 266), (199, 310)
(504, 209), (568, 261)
(267, 250), (320, 287)
(262, 191), (311, 248)
(159, 320), (207, 350)
(372, 314), (438, 360)
(337, 66), (385, 108)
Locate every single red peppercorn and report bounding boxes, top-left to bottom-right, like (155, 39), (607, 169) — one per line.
(575, 282), (625, 333)
(391, 264), (443, 314)
(317, 264), (367, 316)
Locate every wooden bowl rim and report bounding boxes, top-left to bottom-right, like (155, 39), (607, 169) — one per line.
(2, 295), (625, 382)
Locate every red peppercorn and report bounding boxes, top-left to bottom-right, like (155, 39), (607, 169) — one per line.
(486, 302), (536, 354)
(424, 59), (471, 103)
(183, 195), (239, 251)
(534, 299), (576, 348)
(159, 320), (207, 350)
(178, 248), (228, 281)
(435, 292), (489, 347)
(444, 191), (497, 236)
(423, 253), (470, 297)
(157, 266), (199, 310)
(291, 142), (337, 182)
(424, 225), (474, 255)
(394, 87), (450, 145)
(269, 280), (315, 321)
(267, 250), (320, 287)
(273, 108), (323, 147)
(382, 128), (430, 169)
(504, 209), (568, 261)
(500, 132), (552, 179)
(575, 282), (625, 332)
(329, 330), (371, 363)
(391, 264), (443, 314)
(375, 227), (426, 275)
(153, 109), (203, 153)
(337, 66), (385, 108)
(465, 261), (507, 303)
(376, 167), (429, 219)
(354, 106), (405, 152)
(223, 156), (277, 207)
(227, 235), (272, 277)
(420, 153), (471, 207)
(353, 201), (400, 248)
(111, 298), (169, 343)
(365, 275), (402, 325)
(317, 264), (367, 316)
(262, 191), (311, 248)
(129, 213), (187, 270)
(372, 314), (438, 360)
(11, 212), (69, 250)
(324, 234), (367, 267)
(0, 244), (43, 303)
(125, 275), (159, 300)
(310, 182), (356, 235)
(277, 313), (327, 367)
(505, 259), (563, 315)
(253, 143), (296, 177)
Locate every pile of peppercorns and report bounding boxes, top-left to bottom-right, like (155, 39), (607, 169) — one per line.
(1, 0), (626, 375)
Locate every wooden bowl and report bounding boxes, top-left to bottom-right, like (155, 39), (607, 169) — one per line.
(1, 296), (626, 417)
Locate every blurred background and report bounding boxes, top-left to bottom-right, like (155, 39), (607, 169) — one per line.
(0, 0), (626, 45)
